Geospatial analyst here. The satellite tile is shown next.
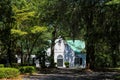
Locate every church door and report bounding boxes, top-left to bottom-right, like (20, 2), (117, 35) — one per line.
(57, 55), (63, 67)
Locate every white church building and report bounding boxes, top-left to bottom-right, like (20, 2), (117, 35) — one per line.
(47, 37), (86, 68)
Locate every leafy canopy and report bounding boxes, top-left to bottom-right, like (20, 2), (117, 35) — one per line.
(30, 26), (47, 34)
(106, 0), (120, 5)
(11, 29), (27, 36)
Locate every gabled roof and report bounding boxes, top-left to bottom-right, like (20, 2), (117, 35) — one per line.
(48, 39), (85, 54)
(66, 40), (85, 54)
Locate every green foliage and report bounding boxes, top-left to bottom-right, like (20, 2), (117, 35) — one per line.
(19, 66), (35, 74)
(0, 64), (4, 68)
(30, 26), (47, 34)
(106, 0), (120, 5)
(0, 0), (119, 69)
(9, 0), (50, 66)
(0, 0), (15, 66)
(0, 68), (20, 79)
(64, 62), (69, 68)
(12, 0), (35, 24)
(11, 29), (27, 36)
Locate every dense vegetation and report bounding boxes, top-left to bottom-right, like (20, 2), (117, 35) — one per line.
(0, 68), (20, 78)
(19, 66), (35, 74)
(0, 0), (120, 69)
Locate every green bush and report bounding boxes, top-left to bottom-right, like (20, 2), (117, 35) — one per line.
(0, 64), (4, 68)
(0, 68), (20, 79)
(19, 66), (35, 74)
(19, 67), (25, 73)
(64, 62), (69, 68)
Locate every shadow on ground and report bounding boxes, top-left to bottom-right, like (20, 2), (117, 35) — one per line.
(23, 68), (120, 80)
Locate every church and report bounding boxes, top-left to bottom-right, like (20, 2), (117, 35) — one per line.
(46, 37), (86, 68)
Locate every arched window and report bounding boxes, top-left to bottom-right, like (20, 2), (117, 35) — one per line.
(57, 55), (63, 59)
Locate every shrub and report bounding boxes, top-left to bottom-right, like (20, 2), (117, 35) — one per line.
(0, 64), (4, 68)
(19, 66), (25, 73)
(25, 66), (35, 73)
(0, 68), (20, 79)
(64, 62), (69, 68)
(19, 66), (35, 74)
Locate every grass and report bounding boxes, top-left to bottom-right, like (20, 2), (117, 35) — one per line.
(108, 67), (120, 72)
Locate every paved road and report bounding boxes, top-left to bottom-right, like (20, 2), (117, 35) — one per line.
(23, 72), (120, 80)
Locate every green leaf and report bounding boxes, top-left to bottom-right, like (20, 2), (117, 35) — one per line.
(106, 0), (120, 5)
(30, 26), (47, 34)
(11, 29), (27, 36)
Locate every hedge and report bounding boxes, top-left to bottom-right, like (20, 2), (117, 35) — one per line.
(0, 64), (4, 68)
(19, 66), (35, 74)
(0, 68), (20, 79)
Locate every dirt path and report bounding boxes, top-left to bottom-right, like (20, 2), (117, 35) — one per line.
(23, 68), (120, 80)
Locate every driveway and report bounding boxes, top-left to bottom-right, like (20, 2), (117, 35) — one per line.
(23, 68), (120, 80)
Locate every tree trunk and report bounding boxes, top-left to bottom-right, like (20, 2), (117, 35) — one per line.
(85, 11), (95, 70)
(86, 39), (95, 69)
(111, 45), (117, 67)
(7, 46), (12, 66)
(7, 35), (12, 66)
(50, 26), (57, 67)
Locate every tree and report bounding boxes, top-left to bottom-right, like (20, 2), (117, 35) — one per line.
(105, 0), (120, 67)
(0, 0), (15, 66)
(38, 0), (68, 67)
